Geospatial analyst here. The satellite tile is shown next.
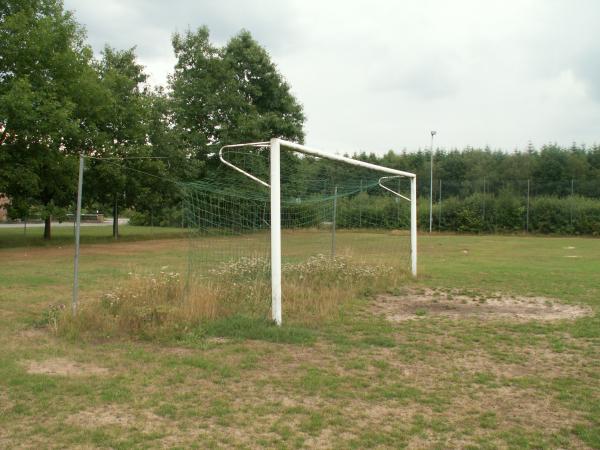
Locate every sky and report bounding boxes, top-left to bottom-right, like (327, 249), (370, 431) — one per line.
(63, 0), (600, 155)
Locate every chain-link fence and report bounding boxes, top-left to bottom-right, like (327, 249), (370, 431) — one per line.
(418, 178), (600, 234)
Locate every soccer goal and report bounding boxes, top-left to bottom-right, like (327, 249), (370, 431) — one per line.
(183, 138), (417, 325)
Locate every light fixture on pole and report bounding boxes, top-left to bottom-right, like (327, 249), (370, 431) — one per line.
(429, 130), (437, 233)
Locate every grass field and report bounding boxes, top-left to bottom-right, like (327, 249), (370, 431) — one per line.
(0, 224), (187, 249)
(1, 227), (599, 448)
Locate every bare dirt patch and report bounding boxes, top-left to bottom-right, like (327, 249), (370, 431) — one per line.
(374, 288), (592, 322)
(24, 357), (109, 376)
(17, 327), (49, 340)
(67, 405), (168, 432)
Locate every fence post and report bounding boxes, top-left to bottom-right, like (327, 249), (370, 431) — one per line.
(482, 177), (486, 224)
(438, 179), (442, 230)
(359, 179), (363, 228)
(331, 186), (338, 259)
(526, 179), (530, 233)
(397, 178), (401, 226)
(113, 196), (119, 239)
(570, 179), (574, 227)
(72, 154), (84, 315)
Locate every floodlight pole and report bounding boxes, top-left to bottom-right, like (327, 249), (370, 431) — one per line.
(270, 138), (282, 326)
(72, 154), (84, 314)
(429, 131), (436, 233)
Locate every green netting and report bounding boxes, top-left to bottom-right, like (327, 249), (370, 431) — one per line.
(182, 146), (412, 287)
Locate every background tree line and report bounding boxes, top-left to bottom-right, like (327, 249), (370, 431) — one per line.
(1, 0), (599, 238)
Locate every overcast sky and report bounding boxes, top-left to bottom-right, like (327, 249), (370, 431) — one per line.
(64, 0), (600, 154)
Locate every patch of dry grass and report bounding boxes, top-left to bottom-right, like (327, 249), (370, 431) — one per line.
(57, 255), (405, 339)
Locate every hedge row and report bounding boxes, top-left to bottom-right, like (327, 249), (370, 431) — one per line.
(132, 192), (600, 236)
(337, 193), (600, 235)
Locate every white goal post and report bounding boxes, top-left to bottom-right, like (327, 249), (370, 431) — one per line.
(220, 137), (417, 325)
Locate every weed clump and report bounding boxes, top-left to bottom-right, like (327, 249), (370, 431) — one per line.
(56, 255), (405, 341)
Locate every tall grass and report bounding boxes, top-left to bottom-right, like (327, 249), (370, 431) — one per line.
(57, 255), (404, 340)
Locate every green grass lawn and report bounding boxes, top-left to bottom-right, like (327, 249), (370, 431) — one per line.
(0, 223), (187, 249)
(0, 229), (599, 448)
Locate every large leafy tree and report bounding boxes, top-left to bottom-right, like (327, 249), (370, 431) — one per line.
(169, 27), (305, 179)
(84, 46), (152, 238)
(221, 30), (305, 144)
(0, 0), (106, 239)
(126, 88), (201, 227)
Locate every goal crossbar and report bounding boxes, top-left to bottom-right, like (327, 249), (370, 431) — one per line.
(219, 138), (418, 325)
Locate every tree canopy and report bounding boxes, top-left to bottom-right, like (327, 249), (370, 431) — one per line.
(0, 3), (306, 238)
(1, 1), (598, 239)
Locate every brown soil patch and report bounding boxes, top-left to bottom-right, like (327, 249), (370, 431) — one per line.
(17, 328), (49, 340)
(24, 357), (109, 376)
(206, 336), (230, 345)
(374, 288), (592, 322)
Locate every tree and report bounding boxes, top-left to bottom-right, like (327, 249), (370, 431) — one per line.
(84, 46), (152, 238)
(0, 0), (105, 239)
(221, 30), (304, 144)
(169, 27), (305, 179)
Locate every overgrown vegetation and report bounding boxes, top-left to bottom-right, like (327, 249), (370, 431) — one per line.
(57, 255), (402, 341)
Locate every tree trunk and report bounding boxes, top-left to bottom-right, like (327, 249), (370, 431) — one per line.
(113, 196), (119, 239)
(44, 216), (52, 240)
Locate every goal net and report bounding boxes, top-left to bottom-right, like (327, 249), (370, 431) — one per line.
(182, 139), (417, 325)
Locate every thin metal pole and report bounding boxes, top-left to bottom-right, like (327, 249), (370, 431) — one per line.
(359, 179), (363, 228)
(113, 196), (119, 239)
(438, 179), (442, 230)
(281, 140), (415, 178)
(72, 154), (84, 314)
(270, 138), (282, 326)
(482, 177), (486, 222)
(410, 177), (418, 277)
(397, 178), (401, 225)
(570, 179), (574, 226)
(526, 179), (530, 233)
(331, 186), (337, 258)
(429, 131), (436, 233)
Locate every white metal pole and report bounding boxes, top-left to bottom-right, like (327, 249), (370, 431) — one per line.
(410, 176), (418, 277)
(280, 140), (415, 177)
(72, 154), (84, 314)
(270, 138), (282, 326)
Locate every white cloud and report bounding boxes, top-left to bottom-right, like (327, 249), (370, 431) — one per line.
(64, 0), (600, 153)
